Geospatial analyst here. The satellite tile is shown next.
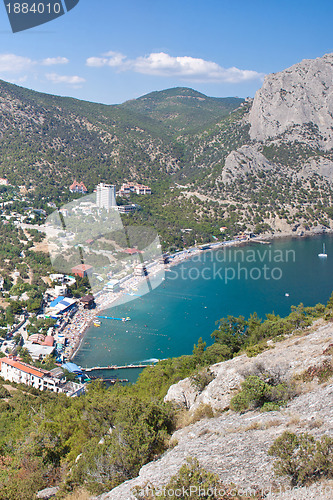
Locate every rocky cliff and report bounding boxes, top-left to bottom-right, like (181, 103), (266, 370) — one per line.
(97, 319), (333, 499)
(249, 53), (333, 150)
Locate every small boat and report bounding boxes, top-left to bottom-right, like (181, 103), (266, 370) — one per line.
(318, 243), (328, 258)
(94, 320), (101, 327)
(285, 293), (289, 297)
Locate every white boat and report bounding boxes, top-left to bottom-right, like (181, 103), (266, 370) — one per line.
(318, 243), (327, 258)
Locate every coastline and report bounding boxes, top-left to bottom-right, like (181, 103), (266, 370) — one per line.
(64, 229), (333, 364)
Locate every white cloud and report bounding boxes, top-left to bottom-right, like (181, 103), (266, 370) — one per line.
(41, 57), (69, 66)
(86, 51), (264, 83)
(46, 73), (86, 86)
(86, 51), (126, 68)
(0, 54), (35, 73)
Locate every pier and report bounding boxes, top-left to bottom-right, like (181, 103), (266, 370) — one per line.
(97, 315), (131, 321)
(85, 363), (154, 372)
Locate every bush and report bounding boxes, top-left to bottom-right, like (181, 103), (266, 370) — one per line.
(132, 457), (262, 499)
(230, 375), (294, 413)
(301, 360), (333, 383)
(268, 431), (333, 486)
(189, 404), (215, 424)
(190, 368), (215, 392)
(260, 402), (281, 412)
(0, 385), (10, 398)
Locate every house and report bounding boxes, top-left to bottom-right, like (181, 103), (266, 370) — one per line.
(134, 264), (148, 277)
(119, 182), (151, 196)
(105, 280), (120, 292)
(46, 296), (77, 317)
(80, 294), (95, 309)
(123, 248), (143, 255)
(24, 341), (55, 361)
(69, 180), (88, 194)
(71, 264), (93, 278)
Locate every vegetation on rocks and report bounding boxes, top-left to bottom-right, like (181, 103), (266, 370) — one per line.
(229, 375), (295, 413)
(268, 431), (333, 486)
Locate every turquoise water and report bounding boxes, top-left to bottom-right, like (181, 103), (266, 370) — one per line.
(74, 235), (333, 382)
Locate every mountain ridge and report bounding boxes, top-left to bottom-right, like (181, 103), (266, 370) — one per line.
(1, 53), (333, 248)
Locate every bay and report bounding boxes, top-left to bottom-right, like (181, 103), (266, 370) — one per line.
(74, 235), (333, 382)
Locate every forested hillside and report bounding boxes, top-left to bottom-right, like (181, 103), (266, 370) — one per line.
(0, 298), (331, 499)
(1, 52), (333, 249)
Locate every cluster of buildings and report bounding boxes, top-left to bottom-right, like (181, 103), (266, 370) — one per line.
(0, 356), (85, 397)
(96, 183), (140, 213)
(118, 182), (151, 196)
(67, 181), (151, 213)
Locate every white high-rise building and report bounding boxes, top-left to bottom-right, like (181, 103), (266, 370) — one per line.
(96, 183), (116, 209)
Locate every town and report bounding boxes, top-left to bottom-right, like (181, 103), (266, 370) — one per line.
(0, 178), (153, 395)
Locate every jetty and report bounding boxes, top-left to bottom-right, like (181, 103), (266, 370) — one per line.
(85, 363), (154, 372)
(97, 315), (131, 321)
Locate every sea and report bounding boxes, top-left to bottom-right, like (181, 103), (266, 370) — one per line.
(74, 234), (333, 383)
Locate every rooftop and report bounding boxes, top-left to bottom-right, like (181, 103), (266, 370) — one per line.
(0, 357), (45, 378)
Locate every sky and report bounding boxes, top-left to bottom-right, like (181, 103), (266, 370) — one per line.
(0, 0), (332, 105)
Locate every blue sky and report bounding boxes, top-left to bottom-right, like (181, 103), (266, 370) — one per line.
(0, 0), (332, 104)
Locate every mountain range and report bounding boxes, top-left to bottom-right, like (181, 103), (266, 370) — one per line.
(1, 52), (333, 246)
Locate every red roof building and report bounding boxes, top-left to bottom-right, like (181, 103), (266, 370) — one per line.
(70, 180), (88, 194)
(0, 357), (45, 379)
(0, 357), (85, 396)
(123, 248), (143, 255)
(71, 264), (93, 278)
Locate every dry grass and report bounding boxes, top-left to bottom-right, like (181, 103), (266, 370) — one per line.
(168, 436), (178, 449)
(308, 418), (324, 429)
(287, 414), (301, 427)
(264, 419), (283, 429)
(175, 404), (215, 429)
(244, 421), (262, 431)
(63, 488), (91, 500)
(189, 404), (215, 424)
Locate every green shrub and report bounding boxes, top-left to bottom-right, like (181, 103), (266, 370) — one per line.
(0, 385), (10, 398)
(155, 457), (220, 499)
(268, 431), (333, 486)
(230, 375), (294, 413)
(260, 402), (281, 412)
(190, 368), (215, 392)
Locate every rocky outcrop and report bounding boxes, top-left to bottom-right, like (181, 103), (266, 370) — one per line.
(298, 156), (333, 182)
(249, 53), (333, 150)
(164, 320), (333, 413)
(97, 320), (333, 500)
(221, 145), (275, 183)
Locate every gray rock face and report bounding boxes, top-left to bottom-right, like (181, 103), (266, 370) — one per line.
(36, 487), (59, 499)
(249, 53), (333, 150)
(165, 320), (333, 413)
(298, 156), (333, 182)
(221, 145), (274, 183)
